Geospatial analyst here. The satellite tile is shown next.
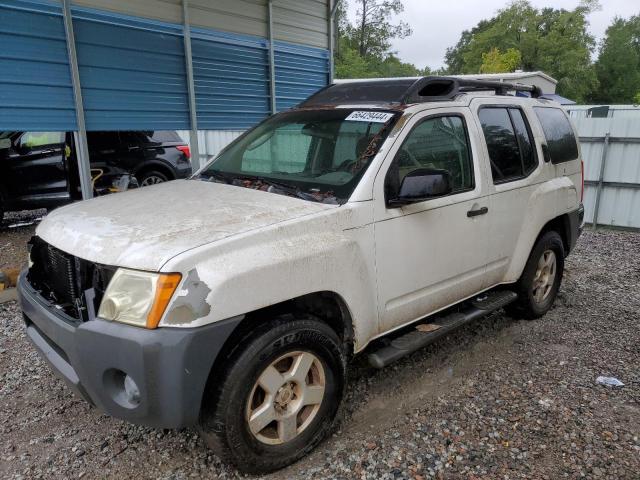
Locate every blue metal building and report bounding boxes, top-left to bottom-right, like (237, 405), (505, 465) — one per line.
(0, 0), (335, 195)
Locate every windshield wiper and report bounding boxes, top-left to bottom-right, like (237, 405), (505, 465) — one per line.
(249, 176), (324, 203)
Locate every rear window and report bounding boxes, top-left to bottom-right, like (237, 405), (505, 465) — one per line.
(534, 107), (579, 164)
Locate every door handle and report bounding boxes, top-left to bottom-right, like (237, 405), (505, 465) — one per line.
(467, 206), (488, 217)
(128, 146), (140, 151)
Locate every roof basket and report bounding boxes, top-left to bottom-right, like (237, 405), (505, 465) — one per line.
(299, 76), (543, 107)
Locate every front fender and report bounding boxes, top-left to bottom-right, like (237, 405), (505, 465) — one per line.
(160, 208), (378, 351)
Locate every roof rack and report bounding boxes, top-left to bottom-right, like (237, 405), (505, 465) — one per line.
(299, 76), (543, 107)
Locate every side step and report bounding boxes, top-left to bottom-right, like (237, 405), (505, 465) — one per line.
(367, 290), (517, 369)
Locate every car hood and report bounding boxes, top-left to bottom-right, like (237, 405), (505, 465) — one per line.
(36, 180), (335, 271)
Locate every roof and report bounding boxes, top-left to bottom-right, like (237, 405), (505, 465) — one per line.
(299, 76), (543, 109)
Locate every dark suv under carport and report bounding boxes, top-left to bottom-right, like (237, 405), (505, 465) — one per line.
(0, 130), (192, 222)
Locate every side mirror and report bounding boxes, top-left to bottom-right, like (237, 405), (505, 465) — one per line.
(388, 168), (452, 207)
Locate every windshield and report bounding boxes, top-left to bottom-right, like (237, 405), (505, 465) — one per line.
(196, 109), (399, 204)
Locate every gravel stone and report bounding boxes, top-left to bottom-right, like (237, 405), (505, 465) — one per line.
(0, 223), (638, 479)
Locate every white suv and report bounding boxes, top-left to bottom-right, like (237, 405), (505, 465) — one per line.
(18, 77), (584, 473)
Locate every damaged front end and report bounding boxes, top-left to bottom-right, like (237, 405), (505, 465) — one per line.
(27, 236), (115, 323)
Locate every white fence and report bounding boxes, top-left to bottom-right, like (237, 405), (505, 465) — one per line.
(181, 116), (640, 230)
(574, 117), (640, 229)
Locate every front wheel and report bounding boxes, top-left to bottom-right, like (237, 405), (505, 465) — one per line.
(506, 230), (565, 319)
(199, 315), (346, 474)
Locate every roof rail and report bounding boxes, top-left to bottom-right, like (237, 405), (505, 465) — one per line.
(299, 76), (543, 108)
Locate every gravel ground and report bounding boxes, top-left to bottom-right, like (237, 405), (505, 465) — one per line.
(0, 210), (44, 270)
(1, 229), (638, 479)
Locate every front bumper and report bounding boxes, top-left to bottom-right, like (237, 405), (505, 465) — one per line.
(18, 272), (242, 429)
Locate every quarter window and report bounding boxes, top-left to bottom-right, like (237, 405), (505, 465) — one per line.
(386, 115), (474, 198)
(534, 107), (579, 164)
(478, 107), (538, 183)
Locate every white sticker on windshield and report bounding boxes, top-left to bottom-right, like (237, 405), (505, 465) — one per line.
(345, 111), (395, 123)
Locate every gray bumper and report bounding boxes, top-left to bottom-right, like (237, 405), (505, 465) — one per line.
(18, 272), (242, 429)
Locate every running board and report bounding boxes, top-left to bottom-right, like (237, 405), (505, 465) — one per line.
(367, 290), (518, 369)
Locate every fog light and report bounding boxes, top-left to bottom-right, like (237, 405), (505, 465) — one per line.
(124, 375), (140, 405)
(104, 369), (141, 409)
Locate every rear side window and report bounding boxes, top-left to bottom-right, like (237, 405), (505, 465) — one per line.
(534, 107), (579, 164)
(478, 107), (538, 183)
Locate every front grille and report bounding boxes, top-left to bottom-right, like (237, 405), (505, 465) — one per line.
(27, 237), (114, 321)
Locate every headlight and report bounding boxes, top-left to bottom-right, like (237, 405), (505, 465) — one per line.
(98, 269), (182, 329)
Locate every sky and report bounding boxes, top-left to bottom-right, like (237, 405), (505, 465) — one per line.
(345, 0), (639, 70)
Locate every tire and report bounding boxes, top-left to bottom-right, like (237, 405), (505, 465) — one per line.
(199, 315), (346, 474)
(137, 170), (169, 186)
(506, 230), (565, 319)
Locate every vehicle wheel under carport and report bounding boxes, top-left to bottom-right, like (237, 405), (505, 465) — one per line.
(198, 315), (347, 474)
(138, 170), (169, 186)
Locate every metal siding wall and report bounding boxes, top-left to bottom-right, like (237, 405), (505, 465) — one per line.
(1, 1), (329, 133)
(576, 117), (640, 229)
(71, 0), (182, 24)
(274, 42), (329, 111)
(0, 0), (76, 131)
(72, 0), (329, 49)
(71, 6), (190, 130)
(273, 0), (329, 48)
(191, 28), (270, 130)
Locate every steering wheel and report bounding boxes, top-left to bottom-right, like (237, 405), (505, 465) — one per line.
(336, 158), (358, 172)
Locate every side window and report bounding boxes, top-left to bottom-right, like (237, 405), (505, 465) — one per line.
(386, 115), (474, 197)
(509, 108), (538, 174)
(534, 107), (579, 164)
(19, 132), (64, 150)
(478, 107), (537, 183)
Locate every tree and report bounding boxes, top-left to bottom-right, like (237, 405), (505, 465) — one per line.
(334, 0), (425, 79)
(444, 0), (600, 102)
(480, 48), (522, 73)
(594, 16), (640, 104)
(348, 0), (411, 58)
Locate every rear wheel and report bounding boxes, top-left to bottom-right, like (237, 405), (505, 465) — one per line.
(199, 315), (346, 474)
(138, 170), (169, 186)
(506, 230), (565, 319)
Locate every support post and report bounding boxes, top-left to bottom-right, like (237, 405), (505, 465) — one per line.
(182, 0), (201, 170)
(62, 0), (93, 200)
(328, 0), (339, 83)
(267, 0), (277, 114)
(592, 132), (610, 230)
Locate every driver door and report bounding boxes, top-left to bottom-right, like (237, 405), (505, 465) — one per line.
(373, 109), (491, 332)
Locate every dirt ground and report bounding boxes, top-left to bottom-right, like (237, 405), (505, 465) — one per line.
(0, 217), (638, 479)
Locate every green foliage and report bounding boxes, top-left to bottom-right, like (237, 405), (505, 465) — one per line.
(594, 16), (640, 104)
(480, 48), (522, 73)
(334, 0), (427, 79)
(444, 0), (600, 102)
(635, 92), (640, 105)
(347, 0), (412, 58)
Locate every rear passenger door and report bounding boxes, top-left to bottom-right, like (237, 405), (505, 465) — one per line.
(473, 102), (544, 286)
